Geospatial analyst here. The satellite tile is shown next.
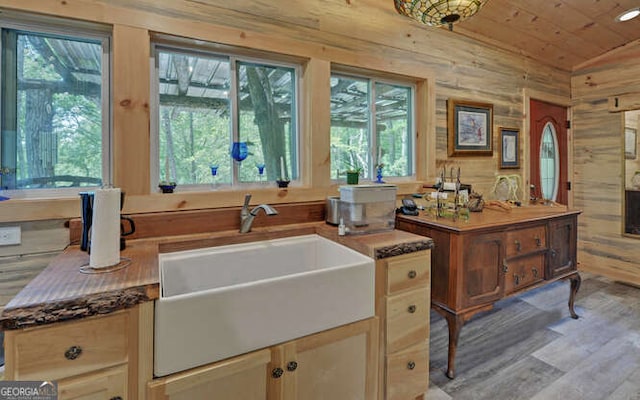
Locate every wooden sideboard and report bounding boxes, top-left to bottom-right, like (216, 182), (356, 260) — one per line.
(397, 207), (581, 379)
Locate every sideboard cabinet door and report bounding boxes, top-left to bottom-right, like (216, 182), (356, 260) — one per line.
(547, 217), (577, 279)
(462, 233), (504, 308)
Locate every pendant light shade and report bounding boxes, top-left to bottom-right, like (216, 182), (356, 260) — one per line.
(394, 0), (489, 31)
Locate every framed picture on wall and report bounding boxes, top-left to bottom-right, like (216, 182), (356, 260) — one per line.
(625, 127), (637, 159)
(499, 127), (519, 168)
(447, 99), (493, 156)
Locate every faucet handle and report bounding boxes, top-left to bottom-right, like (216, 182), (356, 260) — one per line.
(243, 194), (252, 208)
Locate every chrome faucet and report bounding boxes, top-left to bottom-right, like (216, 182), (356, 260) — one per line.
(240, 194), (278, 233)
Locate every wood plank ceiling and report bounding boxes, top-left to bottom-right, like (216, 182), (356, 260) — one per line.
(452, 0), (640, 71)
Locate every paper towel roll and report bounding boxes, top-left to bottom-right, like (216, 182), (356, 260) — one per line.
(90, 187), (121, 268)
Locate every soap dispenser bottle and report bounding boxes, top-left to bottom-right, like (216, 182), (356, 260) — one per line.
(338, 218), (346, 236)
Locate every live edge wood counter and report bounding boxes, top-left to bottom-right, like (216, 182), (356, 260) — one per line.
(396, 206), (582, 379)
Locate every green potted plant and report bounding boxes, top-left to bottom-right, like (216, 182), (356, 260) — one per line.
(345, 167), (362, 185)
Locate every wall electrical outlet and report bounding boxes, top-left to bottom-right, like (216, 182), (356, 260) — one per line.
(0, 226), (21, 246)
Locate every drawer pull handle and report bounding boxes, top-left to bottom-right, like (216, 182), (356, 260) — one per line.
(535, 237), (542, 247)
(532, 267), (539, 278)
(286, 361), (298, 372)
(272, 367), (284, 378)
(515, 240), (521, 252)
(407, 305), (417, 314)
(110, 397), (123, 400)
(514, 274), (520, 286)
(408, 270), (417, 279)
(407, 361), (416, 370)
(64, 345), (82, 360)
(550, 249), (557, 258)
(502, 261), (508, 273)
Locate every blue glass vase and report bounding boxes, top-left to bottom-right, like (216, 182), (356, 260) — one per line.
(210, 164), (219, 189)
(256, 163), (266, 182)
(230, 142), (249, 162)
(375, 166), (385, 184)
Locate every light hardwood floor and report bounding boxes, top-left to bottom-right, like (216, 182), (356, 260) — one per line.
(427, 272), (640, 400)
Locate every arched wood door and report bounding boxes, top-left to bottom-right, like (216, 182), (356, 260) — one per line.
(530, 99), (568, 205)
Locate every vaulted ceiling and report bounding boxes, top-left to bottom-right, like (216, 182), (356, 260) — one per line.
(452, 0), (640, 71)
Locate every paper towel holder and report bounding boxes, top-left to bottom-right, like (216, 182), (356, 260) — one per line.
(79, 257), (131, 274)
(78, 187), (134, 274)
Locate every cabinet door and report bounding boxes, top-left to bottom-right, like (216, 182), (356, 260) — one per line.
(147, 349), (271, 400)
(547, 217), (577, 278)
(462, 233), (504, 308)
(58, 365), (127, 400)
(283, 318), (378, 400)
(385, 341), (429, 400)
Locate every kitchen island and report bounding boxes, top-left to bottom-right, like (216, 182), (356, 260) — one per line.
(396, 205), (581, 379)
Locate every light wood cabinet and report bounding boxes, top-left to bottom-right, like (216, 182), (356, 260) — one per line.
(147, 317), (378, 400)
(375, 251), (431, 400)
(4, 308), (140, 400)
(58, 365), (128, 400)
(147, 349), (271, 400)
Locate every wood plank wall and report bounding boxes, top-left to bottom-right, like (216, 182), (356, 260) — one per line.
(0, 220), (67, 313)
(0, 0), (583, 306)
(572, 41), (640, 286)
(0, 0), (570, 222)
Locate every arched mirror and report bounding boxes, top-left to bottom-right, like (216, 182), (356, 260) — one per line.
(624, 109), (640, 236)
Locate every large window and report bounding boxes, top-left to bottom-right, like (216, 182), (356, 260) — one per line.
(330, 73), (414, 180)
(152, 43), (299, 189)
(0, 21), (110, 193)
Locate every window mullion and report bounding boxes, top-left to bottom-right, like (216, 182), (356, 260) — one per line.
(1, 29), (18, 189)
(102, 35), (112, 187)
(370, 80), (377, 179)
(230, 56), (239, 185)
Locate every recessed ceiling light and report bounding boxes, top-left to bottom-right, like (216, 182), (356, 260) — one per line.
(616, 7), (640, 22)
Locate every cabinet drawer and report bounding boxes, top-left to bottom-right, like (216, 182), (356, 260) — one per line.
(10, 312), (128, 381)
(58, 364), (127, 400)
(385, 341), (429, 400)
(386, 288), (429, 353)
(505, 226), (546, 258)
(504, 254), (544, 294)
(386, 253), (430, 295)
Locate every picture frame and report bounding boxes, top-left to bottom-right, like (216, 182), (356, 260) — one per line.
(499, 127), (520, 168)
(625, 127), (637, 160)
(448, 99), (493, 156)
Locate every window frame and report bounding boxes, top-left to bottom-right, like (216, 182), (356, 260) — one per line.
(150, 38), (302, 192)
(330, 69), (416, 182)
(0, 14), (112, 198)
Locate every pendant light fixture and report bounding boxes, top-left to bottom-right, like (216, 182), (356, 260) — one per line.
(394, 0), (489, 31)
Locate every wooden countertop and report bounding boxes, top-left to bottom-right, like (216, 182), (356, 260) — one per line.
(0, 223), (432, 330)
(397, 205), (582, 233)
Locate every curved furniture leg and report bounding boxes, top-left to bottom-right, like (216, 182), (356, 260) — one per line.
(443, 312), (465, 379)
(568, 272), (581, 319)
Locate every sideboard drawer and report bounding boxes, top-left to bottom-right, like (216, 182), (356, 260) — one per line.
(504, 253), (545, 294)
(385, 341), (429, 400)
(505, 226), (546, 258)
(385, 288), (429, 353)
(386, 252), (430, 295)
(10, 312), (128, 381)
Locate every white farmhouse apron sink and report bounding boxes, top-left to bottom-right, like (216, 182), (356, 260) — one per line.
(154, 234), (375, 377)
